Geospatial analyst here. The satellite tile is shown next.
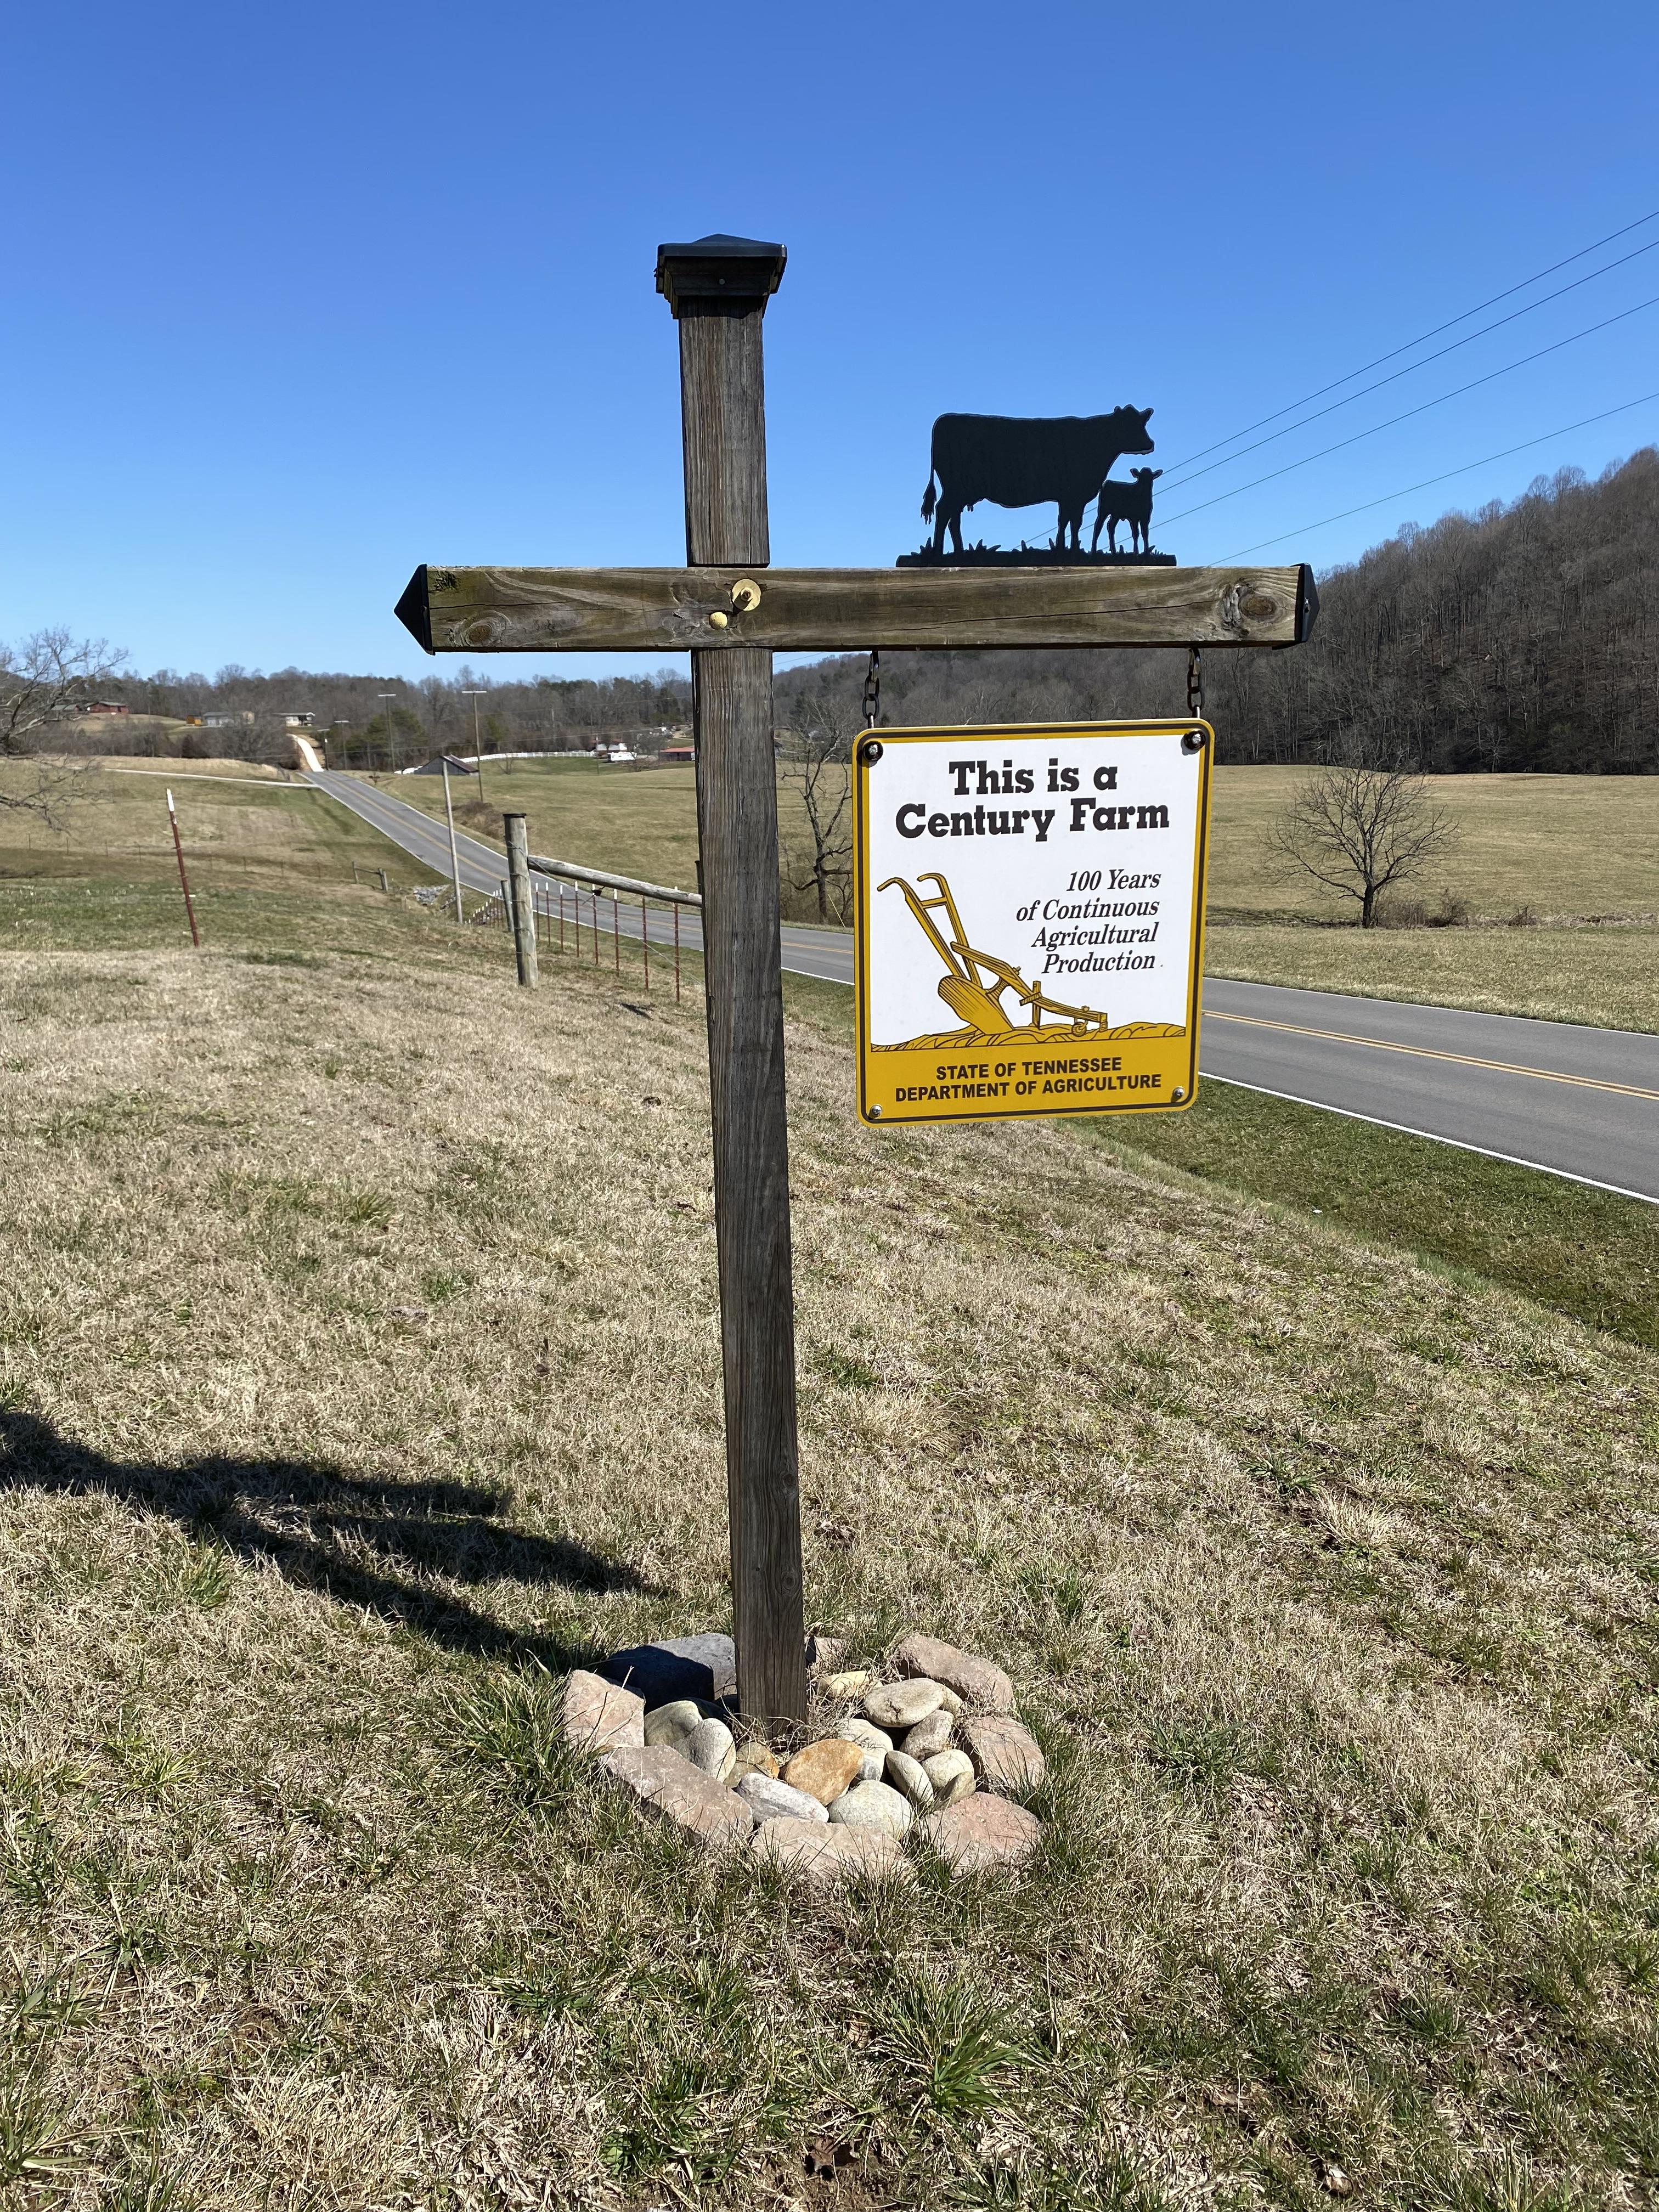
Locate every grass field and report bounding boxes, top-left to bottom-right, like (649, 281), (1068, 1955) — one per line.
(390, 759), (1659, 924)
(14, 757), (1659, 1027)
(1204, 769), (1659, 923)
(381, 757), (1659, 1028)
(2, 893), (1656, 2208)
(1, 759), (444, 901)
(1204, 920), (1659, 1034)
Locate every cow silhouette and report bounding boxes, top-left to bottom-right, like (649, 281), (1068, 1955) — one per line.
(920, 407), (1155, 557)
(1090, 467), (1163, 555)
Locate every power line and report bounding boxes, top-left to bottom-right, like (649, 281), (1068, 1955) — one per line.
(1157, 290), (1659, 528)
(1213, 389), (1659, 561)
(1160, 204), (1659, 480)
(1158, 233), (1659, 494)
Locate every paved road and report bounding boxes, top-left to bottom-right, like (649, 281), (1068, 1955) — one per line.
(311, 772), (1659, 1202)
(309, 769), (849, 978)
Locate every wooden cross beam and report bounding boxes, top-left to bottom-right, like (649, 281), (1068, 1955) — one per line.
(395, 560), (1317, 657)
(393, 231), (1314, 1730)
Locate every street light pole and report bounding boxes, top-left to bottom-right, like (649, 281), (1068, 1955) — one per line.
(463, 689), (487, 800)
(378, 691), (398, 778)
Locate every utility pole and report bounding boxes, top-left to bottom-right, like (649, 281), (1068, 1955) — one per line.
(464, 688), (487, 799)
(441, 755), (465, 922)
(378, 691), (398, 777)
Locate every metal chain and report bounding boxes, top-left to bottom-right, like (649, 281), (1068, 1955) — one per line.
(863, 648), (881, 730)
(1186, 645), (1204, 723)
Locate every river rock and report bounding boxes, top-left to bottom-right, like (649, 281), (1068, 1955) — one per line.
(863, 1678), (945, 1731)
(962, 1715), (1046, 1795)
(900, 1707), (954, 1760)
(601, 1745), (755, 1852)
(736, 1774), (828, 1824)
(834, 1719), (893, 1781)
(561, 1669), (645, 1754)
(883, 1748), (936, 1811)
(822, 1670), (873, 1702)
(828, 1779), (913, 1838)
(921, 1791), (1041, 1876)
(642, 1699), (707, 1751)
(922, 1748), (977, 1806)
(782, 1738), (865, 1807)
(730, 1741), (780, 1785)
(751, 1819), (915, 1888)
(683, 1717), (737, 1783)
(893, 1634), (1016, 1715)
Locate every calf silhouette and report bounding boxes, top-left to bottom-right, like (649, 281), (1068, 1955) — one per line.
(921, 407), (1154, 557)
(1090, 467), (1163, 555)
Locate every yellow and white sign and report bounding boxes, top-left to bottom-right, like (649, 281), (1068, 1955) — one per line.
(854, 721), (1212, 1125)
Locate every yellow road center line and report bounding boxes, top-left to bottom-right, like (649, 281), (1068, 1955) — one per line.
(1205, 1010), (1659, 1103)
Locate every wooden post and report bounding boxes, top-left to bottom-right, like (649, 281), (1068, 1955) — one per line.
(442, 758), (465, 922)
(505, 815), (538, 987)
(658, 234), (805, 1725)
(165, 788), (200, 948)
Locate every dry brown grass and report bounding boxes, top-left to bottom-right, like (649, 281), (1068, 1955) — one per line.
(1205, 768), (1659, 922)
(389, 760), (1659, 927)
(1205, 919), (1659, 1033)
(2, 931), (1657, 2207)
(0, 758), (435, 899)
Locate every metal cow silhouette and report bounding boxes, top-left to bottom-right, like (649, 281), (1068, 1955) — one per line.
(920, 407), (1155, 557)
(1091, 466), (1163, 555)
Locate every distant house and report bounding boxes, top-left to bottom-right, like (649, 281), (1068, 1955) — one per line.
(661, 744), (694, 762)
(282, 713), (317, 729)
(80, 701), (130, 716)
(202, 710), (255, 728)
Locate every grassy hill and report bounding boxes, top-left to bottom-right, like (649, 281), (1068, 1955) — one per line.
(0, 889), (1656, 2205)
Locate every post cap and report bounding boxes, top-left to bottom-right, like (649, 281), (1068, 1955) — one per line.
(656, 233), (786, 315)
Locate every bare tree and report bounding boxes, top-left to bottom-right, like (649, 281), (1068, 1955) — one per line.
(2, 629), (127, 755)
(418, 675), (453, 746)
(1268, 763), (1461, 928)
(780, 676), (856, 923)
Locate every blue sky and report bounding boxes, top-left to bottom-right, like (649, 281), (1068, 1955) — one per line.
(5, 0), (1656, 686)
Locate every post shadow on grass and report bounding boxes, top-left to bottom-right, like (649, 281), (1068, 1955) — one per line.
(0, 1408), (653, 1670)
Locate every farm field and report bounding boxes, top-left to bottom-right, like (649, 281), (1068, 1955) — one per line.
(390, 758), (1659, 923)
(1204, 919), (1659, 1034)
(1204, 768), (1659, 921)
(1, 901), (1656, 2205)
(388, 756), (1659, 1028)
(0, 758), (444, 901)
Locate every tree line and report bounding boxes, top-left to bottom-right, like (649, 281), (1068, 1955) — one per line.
(13, 447), (1653, 778)
(29, 664), (692, 766)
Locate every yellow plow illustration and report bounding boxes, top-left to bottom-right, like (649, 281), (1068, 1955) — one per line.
(873, 871), (1182, 1051)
